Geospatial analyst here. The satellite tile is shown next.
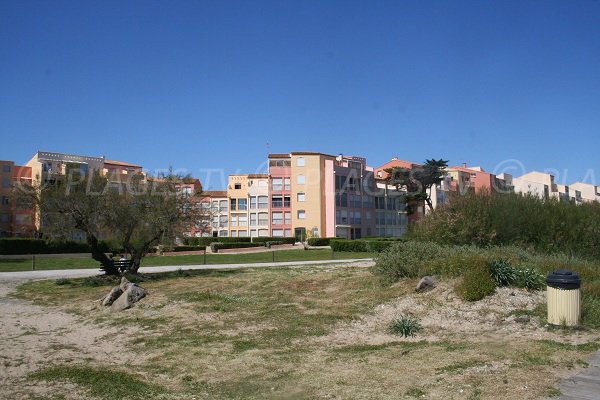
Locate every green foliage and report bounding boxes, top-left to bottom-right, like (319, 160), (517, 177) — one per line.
(388, 315), (422, 337)
(210, 242), (264, 253)
(514, 268), (545, 291)
(457, 260), (496, 301)
(0, 238), (115, 255)
(487, 259), (517, 286)
(172, 245), (204, 252)
(307, 237), (332, 246)
(372, 241), (447, 280)
(183, 237), (252, 246)
(250, 237), (296, 245)
(330, 239), (394, 253)
(410, 190), (600, 260)
(30, 366), (165, 399)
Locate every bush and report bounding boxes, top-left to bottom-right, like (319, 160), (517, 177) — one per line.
(307, 237), (331, 246)
(184, 237), (252, 246)
(172, 246), (204, 252)
(388, 315), (422, 337)
(410, 191), (600, 260)
(210, 242), (264, 253)
(457, 260), (497, 301)
(251, 237), (296, 245)
(487, 259), (517, 286)
(0, 238), (115, 255)
(373, 241), (447, 281)
(514, 268), (545, 291)
(330, 239), (394, 253)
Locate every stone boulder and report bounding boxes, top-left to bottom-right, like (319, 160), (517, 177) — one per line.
(102, 287), (123, 306)
(104, 277), (147, 312)
(416, 276), (435, 293)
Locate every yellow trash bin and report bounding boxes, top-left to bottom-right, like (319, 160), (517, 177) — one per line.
(546, 269), (581, 327)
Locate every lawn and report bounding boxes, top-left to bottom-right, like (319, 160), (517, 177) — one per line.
(12, 265), (600, 400)
(0, 249), (374, 272)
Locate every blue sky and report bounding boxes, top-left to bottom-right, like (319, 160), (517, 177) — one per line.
(1, 0), (599, 189)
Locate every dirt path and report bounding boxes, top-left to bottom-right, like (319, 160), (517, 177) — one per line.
(0, 280), (141, 399)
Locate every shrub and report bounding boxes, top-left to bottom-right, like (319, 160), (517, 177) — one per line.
(210, 242), (263, 253)
(307, 237), (331, 246)
(330, 239), (394, 253)
(373, 241), (447, 281)
(184, 237), (252, 246)
(388, 315), (422, 337)
(251, 237), (296, 245)
(457, 260), (496, 301)
(172, 246), (204, 252)
(487, 259), (517, 286)
(0, 238), (47, 255)
(514, 268), (545, 291)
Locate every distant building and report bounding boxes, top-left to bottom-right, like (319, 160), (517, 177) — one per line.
(0, 160), (35, 237)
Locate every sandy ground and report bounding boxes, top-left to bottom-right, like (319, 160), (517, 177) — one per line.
(318, 279), (599, 347)
(0, 280), (143, 399)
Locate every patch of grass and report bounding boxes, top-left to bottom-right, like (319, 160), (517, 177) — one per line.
(388, 315), (422, 337)
(332, 341), (433, 353)
(232, 339), (260, 352)
(456, 259), (496, 302)
(546, 386), (561, 397)
(435, 359), (488, 374)
(29, 366), (165, 400)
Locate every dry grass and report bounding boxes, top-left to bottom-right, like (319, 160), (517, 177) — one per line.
(10, 264), (600, 399)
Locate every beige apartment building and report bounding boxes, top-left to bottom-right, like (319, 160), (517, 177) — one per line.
(569, 182), (600, 203)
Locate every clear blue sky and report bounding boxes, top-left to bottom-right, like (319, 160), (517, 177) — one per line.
(1, 0), (599, 189)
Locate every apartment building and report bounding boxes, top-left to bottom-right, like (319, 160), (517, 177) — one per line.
(206, 190), (229, 237)
(266, 152), (407, 240)
(246, 174), (270, 238)
(0, 160), (35, 237)
(512, 171), (570, 202)
(569, 182), (600, 204)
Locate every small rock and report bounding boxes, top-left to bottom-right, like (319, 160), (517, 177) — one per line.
(110, 282), (147, 312)
(416, 276), (435, 293)
(514, 315), (531, 323)
(509, 292), (516, 296)
(102, 287), (123, 306)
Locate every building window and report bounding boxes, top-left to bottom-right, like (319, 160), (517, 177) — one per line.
(230, 199), (237, 211)
(2, 165), (10, 173)
(296, 157), (305, 167)
(297, 193), (305, 202)
(297, 175), (305, 184)
(234, 183), (242, 189)
(297, 210), (306, 219)
(219, 200), (228, 213)
(284, 212), (291, 225)
(272, 178), (283, 191)
(284, 229), (292, 237)
(272, 196), (283, 208)
(284, 196), (290, 207)
(231, 230), (238, 237)
(2, 178), (10, 189)
(258, 212), (268, 226)
(258, 196), (268, 209)
(272, 212), (283, 225)
(250, 229), (257, 238)
(238, 198), (247, 211)
(284, 177), (291, 190)
(15, 214), (31, 225)
(272, 229), (284, 237)
(250, 213), (257, 226)
(0, 196), (8, 206)
(258, 229), (268, 237)
(238, 230), (248, 237)
(250, 196), (257, 209)
(269, 159), (291, 167)
(238, 215), (248, 226)
(231, 215), (238, 227)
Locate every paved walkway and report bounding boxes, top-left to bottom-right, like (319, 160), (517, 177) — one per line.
(559, 351), (600, 399)
(0, 258), (373, 282)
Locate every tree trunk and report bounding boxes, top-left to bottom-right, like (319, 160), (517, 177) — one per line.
(87, 234), (119, 275)
(127, 250), (144, 274)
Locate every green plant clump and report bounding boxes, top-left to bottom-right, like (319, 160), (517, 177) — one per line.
(487, 259), (517, 286)
(457, 262), (497, 301)
(388, 315), (422, 337)
(515, 268), (545, 291)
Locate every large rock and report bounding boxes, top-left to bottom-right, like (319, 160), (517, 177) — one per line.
(109, 278), (147, 312)
(416, 276), (435, 293)
(102, 286), (123, 306)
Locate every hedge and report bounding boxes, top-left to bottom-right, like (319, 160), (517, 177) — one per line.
(251, 237), (296, 245)
(307, 237), (332, 246)
(172, 245), (205, 252)
(0, 238), (114, 255)
(210, 242), (264, 253)
(330, 239), (394, 253)
(184, 237), (252, 246)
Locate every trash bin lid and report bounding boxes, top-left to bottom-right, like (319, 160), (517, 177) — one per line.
(546, 269), (581, 290)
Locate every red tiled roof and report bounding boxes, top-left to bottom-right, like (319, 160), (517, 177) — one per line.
(203, 190), (227, 197)
(104, 160), (143, 168)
